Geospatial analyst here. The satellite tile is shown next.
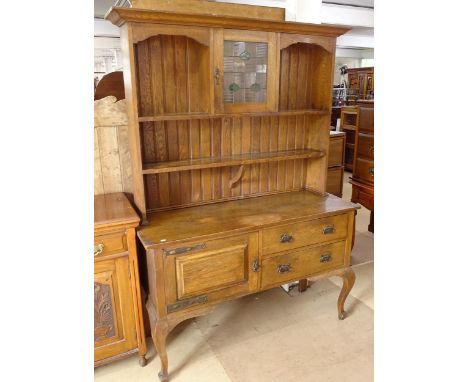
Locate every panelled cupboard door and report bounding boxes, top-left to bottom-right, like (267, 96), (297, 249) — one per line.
(214, 29), (277, 113)
(163, 233), (259, 313)
(94, 257), (137, 362)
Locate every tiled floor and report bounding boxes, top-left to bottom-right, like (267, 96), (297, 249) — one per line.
(95, 171), (374, 382)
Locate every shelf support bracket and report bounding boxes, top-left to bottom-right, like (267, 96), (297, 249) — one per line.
(228, 165), (245, 188)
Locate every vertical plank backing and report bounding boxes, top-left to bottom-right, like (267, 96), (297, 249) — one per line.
(250, 117), (261, 194)
(268, 116), (279, 191)
(189, 119), (201, 202)
(98, 127), (123, 193)
(221, 117), (231, 197)
(231, 117), (242, 197)
(241, 117), (251, 195)
(117, 125), (134, 194)
(200, 119), (212, 200)
(94, 129), (105, 195)
(259, 117), (270, 192)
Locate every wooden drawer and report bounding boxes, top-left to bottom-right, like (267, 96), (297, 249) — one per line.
(94, 231), (127, 259)
(260, 241), (346, 289)
(351, 185), (374, 210)
(261, 214), (348, 256)
(354, 158), (374, 184)
(163, 233), (259, 312)
(359, 107), (373, 133)
(326, 167), (343, 197)
(328, 137), (344, 167)
(356, 133), (374, 160)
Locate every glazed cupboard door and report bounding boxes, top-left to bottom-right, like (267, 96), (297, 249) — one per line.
(94, 257), (137, 362)
(163, 233), (259, 313)
(214, 29), (277, 113)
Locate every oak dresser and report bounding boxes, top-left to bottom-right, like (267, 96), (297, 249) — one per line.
(106, 2), (359, 380)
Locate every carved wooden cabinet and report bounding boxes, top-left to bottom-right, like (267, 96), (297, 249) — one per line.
(347, 66), (374, 101)
(106, 4), (358, 380)
(94, 193), (147, 367)
(327, 131), (345, 197)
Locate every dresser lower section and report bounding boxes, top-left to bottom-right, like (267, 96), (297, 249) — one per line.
(142, 209), (356, 381)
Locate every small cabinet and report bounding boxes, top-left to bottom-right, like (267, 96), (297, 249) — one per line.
(214, 29), (277, 113)
(94, 257), (137, 361)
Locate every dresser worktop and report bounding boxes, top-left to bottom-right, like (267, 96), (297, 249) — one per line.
(138, 191), (358, 247)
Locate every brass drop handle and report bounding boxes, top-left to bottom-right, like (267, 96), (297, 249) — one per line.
(322, 225), (334, 235)
(280, 233), (293, 243)
(252, 257), (260, 272)
(369, 167), (374, 177)
(277, 264), (292, 274)
(94, 243), (104, 257)
(214, 68), (220, 85)
(320, 253), (332, 263)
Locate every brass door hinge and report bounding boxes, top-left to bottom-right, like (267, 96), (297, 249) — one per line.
(163, 243), (207, 256)
(167, 295), (208, 313)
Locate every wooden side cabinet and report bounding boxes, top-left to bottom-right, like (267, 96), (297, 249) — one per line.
(326, 131), (345, 197)
(349, 105), (374, 232)
(94, 193), (147, 367)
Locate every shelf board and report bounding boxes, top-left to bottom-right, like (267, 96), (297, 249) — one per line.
(142, 149), (325, 174)
(346, 143), (355, 148)
(342, 124), (356, 131)
(138, 109), (329, 123)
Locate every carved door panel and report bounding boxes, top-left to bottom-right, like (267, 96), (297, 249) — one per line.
(213, 29), (277, 113)
(94, 257), (137, 362)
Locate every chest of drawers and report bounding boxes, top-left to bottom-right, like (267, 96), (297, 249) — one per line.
(94, 193), (147, 367)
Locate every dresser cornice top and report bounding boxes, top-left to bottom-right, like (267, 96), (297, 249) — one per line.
(95, 193), (140, 230)
(105, 7), (350, 37)
(138, 191), (358, 248)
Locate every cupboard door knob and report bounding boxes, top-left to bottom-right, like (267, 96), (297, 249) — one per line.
(369, 146), (374, 154)
(94, 243), (104, 257)
(369, 167), (374, 176)
(280, 233), (293, 243)
(320, 253), (332, 263)
(214, 68), (220, 85)
(277, 264), (291, 274)
(322, 225), (335, 235)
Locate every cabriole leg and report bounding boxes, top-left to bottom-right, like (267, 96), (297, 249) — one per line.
(152, 321), (170, 381)
(337, 268), (356, 320)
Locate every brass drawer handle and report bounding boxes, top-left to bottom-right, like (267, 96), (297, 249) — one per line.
(369, 167), (374, 176)
(252, 257), (260, 272)
(280, 233), (293, 243)
(277, 264), (292, 274)
(94, 243), (104, 257)
(320, 253), (332, 263)
(322, 225), (335, 235)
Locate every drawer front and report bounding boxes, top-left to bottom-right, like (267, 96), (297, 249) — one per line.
(328, 137), (344, 167)
(359, 107), (374, 133)
(260, 241), (346, 289)
(94, 231), (127, 259)
(354, 158), (374, 184)
(351, 186), (374, 210)
(326, 167), (343, 197)
(356, 133), (374, 160)
(163, 233), (259, 312)
(261, 214), (348, 256)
